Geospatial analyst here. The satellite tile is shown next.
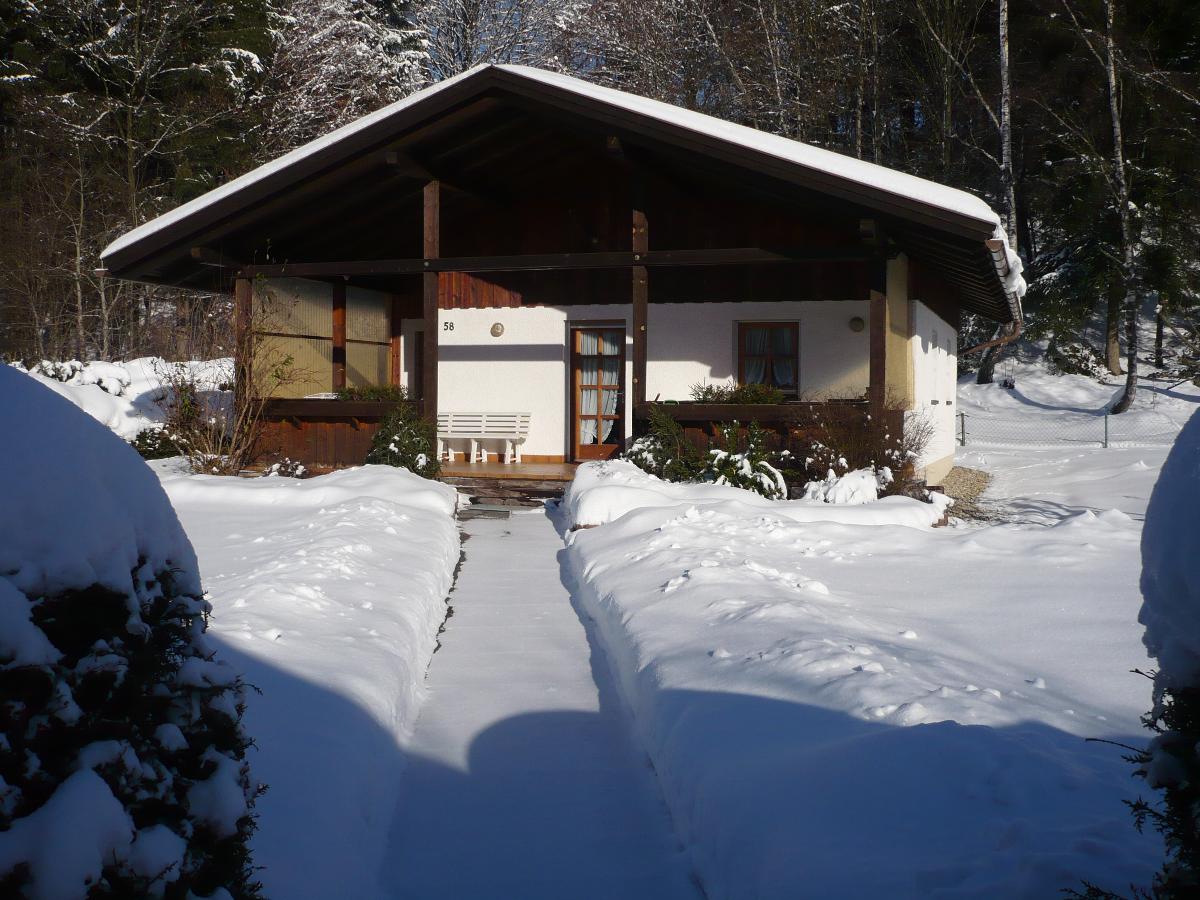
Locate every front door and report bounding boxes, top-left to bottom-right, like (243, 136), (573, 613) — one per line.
(571, 326), (625, 460)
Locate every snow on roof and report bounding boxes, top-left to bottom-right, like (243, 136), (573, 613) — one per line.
(101, 64), (1023, 305)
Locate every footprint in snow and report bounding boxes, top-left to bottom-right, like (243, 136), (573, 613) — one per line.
(1027, 677), (1047, 689)
(900, 629), (918, 639)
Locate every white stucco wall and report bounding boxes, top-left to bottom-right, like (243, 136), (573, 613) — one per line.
(909, 300), (958, 482)
(422, 301), (871, 458)
(646, 301), (870, 401)
(435, 305), (633, 457)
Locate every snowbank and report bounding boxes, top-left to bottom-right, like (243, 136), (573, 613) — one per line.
(562, 460), (945, 529)
(0, 366), (198, 602)
(1140, 409), (1200, 684)
(157, 463), (460, 899)
(563, 457), (1160, 896)
(0, 367), (256, 900)
(14, 357), (230, 440)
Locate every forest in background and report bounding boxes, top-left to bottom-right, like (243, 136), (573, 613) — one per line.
(1, 0), (1197, 393)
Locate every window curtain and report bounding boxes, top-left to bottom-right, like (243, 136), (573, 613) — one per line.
(771, 327), (796, 389)
(600, 389), (619, 441)
(580, 389), (598, 444)
(743, 327), (769, 384)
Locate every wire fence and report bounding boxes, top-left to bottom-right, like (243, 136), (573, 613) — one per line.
(958, 412), (1180, 448)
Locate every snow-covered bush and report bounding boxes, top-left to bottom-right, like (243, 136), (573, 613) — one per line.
(1128, 408), (1200, 896)
(802, 466), (893, 505)
(779, 399), (932, 498)
(130, 425), (182, 461)
(263, 457), (308, 478)
(0, 367), (261, 899)
(365, 404), (440, 478)
(699, 421), (786, 500)
(623, 405), (703, 482)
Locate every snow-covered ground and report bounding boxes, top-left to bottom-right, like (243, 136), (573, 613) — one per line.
(958, 356), (1198, 448)
(151, 461), (459, 899)
(561, 362), (1199, 897)
(13, 358), (229, 439)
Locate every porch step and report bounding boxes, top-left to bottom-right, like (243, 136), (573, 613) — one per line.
(458, 504), (512, 521)
(440, 475), (566, 509)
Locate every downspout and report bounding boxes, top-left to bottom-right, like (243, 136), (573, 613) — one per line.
(961, 237), (1024, 355)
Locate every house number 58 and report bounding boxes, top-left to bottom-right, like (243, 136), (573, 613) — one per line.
(442, 322), (454, 331)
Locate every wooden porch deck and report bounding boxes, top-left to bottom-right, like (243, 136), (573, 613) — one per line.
(438, 461), (580, 482)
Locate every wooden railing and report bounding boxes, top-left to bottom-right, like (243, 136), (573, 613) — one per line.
(255, 398), (424, 468)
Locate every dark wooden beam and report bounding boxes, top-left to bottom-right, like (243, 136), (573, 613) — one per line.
(422, 181), (440, 417)
(239, 246), (875, 279)
(389, 294), (403, 387)
(191, 246), (244, 269)
(332, 281), (347, 390)
(867, 262), (887, 414)
(385, 150), (503, 205)
(631, 181), (648, 407)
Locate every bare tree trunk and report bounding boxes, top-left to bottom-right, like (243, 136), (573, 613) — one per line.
(977, 0), (1018, 386)
(855, 2), (866, 160)
(1105, 282), (1123, 374)
(1155, 302), (1165, 369)
(1106, 0), (1139, 414)
(870, 2), (881, 164)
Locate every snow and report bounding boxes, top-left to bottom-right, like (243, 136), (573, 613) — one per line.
(560, 392), (1185, 895)
(801, 466), (891, 504)
(12, 357), (230, 440)
(101, 65), (1022, 302)
(957, 355), (1198, 449)
(563, 459), (946, 529)
(0, 770), (132, 900)
(0, 365), (200, 604)
(126, 824), (187, 894)
(1139, 408), (1200, 685)
(383, 510), (696, 899)
(186, 750), (248, 839)
(154, 463), (460, 899)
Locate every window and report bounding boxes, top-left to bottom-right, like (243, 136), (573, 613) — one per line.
(737, 322), (799, 394)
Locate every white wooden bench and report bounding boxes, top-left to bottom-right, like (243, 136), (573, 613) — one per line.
(436, 412), (531, 464)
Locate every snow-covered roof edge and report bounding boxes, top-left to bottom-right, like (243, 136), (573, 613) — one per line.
(101, 65), (487, 261)
(101, 63), (1025, 318)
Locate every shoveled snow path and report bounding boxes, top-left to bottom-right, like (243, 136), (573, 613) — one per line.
(382, 508), (698, 899)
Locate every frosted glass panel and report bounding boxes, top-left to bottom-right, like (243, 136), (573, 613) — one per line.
(347, 287), (390, 343)
(257, 278), (333, 337)
(347, 342), (389, 388)
(261, 335), (332, 398)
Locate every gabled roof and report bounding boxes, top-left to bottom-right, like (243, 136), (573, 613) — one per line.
(102, 64), (1024, 321)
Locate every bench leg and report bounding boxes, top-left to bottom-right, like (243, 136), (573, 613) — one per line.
(515, 440), (523, 464)
(470, 439), (479, 464)
(503, 440), (513, 464)
(437, 438), (446, 462)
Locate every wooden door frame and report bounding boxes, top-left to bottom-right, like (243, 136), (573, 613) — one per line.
(569, 321), (627, 462)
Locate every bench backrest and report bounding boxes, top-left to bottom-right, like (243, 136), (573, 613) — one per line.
(438, 412), (530, 437)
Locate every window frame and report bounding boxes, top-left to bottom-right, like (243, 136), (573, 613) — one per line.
(736, 321), (800, 396)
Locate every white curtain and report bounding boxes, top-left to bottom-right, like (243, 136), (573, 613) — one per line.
(744, 327), (769, 384)
(600, 389), (619, 441)
(772, 327), (796, 389)
(580, 388), (598, 444)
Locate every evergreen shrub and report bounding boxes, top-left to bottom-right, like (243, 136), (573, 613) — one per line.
(365, 403), (440, 478)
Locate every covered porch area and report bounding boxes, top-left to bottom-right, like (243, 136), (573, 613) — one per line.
(98, 66), (1021, 483)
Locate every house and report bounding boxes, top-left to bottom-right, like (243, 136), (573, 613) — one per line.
(100, 64), (1023, 486)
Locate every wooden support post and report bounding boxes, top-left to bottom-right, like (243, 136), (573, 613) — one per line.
(422, 180), (440, 417)
(233, 276), (253, 415)
(868, 261), (887, 415)
(631, 187), (648, 408)
(332, 281), (347, 391)
(389, 294), (402, 387)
